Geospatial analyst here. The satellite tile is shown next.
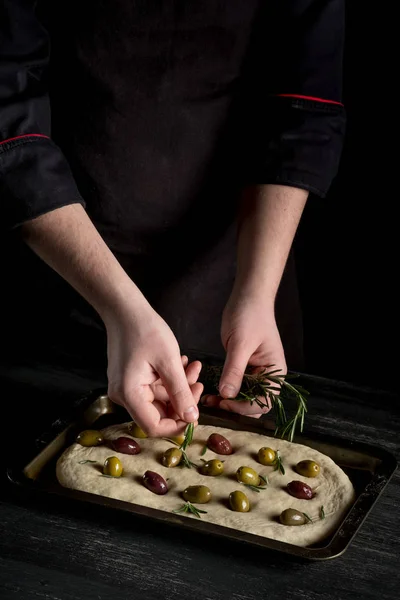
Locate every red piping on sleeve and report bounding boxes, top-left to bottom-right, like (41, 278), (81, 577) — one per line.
(275, 94), (343, 107)
(0, 133), (50, 146)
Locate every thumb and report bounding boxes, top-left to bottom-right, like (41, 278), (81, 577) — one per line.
(219, 343), (249, 399)
(159, 359), (200, 423)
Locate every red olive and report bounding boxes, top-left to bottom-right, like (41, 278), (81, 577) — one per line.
(110, 437), (141, 455)
(287, 480), (314, 500)
(206, 433), (233, 455)
(142, 470), (168, 495)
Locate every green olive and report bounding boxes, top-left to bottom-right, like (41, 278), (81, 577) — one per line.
(236, 466), (260, 486)
(229, 490), (250, 512)
(76, 429), (104, 447)
(103, 456), (123, 477)
(128, 422), (148, 438)
(257, 447), (276, 466)
(295, 460), (320, 478)
(170, 434), (185, 446)
(279, 508), (308, 526)
(200, 459), (224, 477)
(182, 485), (212, 504)
(162, 447), (183, 468)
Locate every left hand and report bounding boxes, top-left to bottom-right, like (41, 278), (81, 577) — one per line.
(201, 292), (287, 418)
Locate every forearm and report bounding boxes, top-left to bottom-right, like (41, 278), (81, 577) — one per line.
(234, 184), (308, 303)
(20, 204), (147, 324)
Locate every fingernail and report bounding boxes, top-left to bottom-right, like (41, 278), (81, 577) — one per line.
(183, 406), (199, 421)
(219, 384), (236, 398)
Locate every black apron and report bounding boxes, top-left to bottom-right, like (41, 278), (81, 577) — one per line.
(2, 0), (304, 371)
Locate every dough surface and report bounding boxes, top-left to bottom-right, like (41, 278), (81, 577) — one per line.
(56, 423), (356, 547)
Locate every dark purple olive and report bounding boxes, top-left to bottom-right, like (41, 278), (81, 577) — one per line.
(287, 480), (314, 500)
(110, 437), (141, 455)
(207, 433), (233, 455)
(142, 470), (168, 495)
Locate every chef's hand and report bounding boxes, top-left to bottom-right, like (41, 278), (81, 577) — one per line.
(105, 303), (203, 436)
(201, 293), (286, 418)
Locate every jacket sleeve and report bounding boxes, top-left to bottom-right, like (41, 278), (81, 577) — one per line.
(242, 0), (346, 197)
(0, 0), (85, 229)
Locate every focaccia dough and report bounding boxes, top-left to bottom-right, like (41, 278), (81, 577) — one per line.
(56, 423), (356, 547)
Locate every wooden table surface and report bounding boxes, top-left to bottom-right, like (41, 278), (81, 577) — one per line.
(0, 360), (399, 600)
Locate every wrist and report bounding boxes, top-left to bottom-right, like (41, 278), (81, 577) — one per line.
(229, 279), (276, 310)
(96, 276), (150, 328)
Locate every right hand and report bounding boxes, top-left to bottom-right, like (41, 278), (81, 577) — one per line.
(104, 300), (203, 437)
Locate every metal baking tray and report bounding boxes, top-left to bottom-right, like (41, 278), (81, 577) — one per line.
(7, 388), (397, 561)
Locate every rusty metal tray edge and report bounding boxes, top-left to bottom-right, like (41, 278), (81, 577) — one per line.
(7, 387), (398, 562)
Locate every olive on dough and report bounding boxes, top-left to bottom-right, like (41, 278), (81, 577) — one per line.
(236, 466), (260, 486)
(103, 456), (123, 478)
(128, 422), (148, 439)
(257, 447), (276, 466)
(162, 447), (183, 468)
(170, 434), (185, 446)
(279, 508), (308, 526)
(295, 460), (320, 478)
(76, 430), (104, 447)
(229, 490), (250, 512)
(110, 437), (141, 455)
(200, 459), (224, 477)
(182, 485), (212, 504)
(287, 480), (313, 500)
(206, 433), (233, 455)
(143, 471), (168, 495)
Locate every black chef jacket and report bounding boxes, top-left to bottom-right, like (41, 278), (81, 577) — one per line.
(0, 1), (346, 372)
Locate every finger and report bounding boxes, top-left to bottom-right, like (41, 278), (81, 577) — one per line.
(157, 358), (200, 423)
(219, 343), (249, 399)
(127, 386), (193, 437)
(201, 394), (270, 415)
(153, 399), (168, 419)
(151, 360), (203, 404)
(185, 360), (202, 386)
(150, 355), (190, 390)
(219, 398), (271, 415)
(200, 394), (222, 408)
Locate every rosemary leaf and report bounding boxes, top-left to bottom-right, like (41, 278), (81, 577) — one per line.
(302, 512), (313, 523)
(78, 459), (97, 464)
(180, 451), (198, 469)
(244, 485), (261, 493)
(320, 505), (326, 520)
(180, 423), (194, 453)
(162, 437), (180, 447)
(273, 451), (285, 475)
(200, 444), (207, 456)
(172, 502), (207, 518)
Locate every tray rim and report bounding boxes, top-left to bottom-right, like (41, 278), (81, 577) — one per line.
(7, 387), (398, 562)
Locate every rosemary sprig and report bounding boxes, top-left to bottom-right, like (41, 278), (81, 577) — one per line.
(173, 502), (208, 518)
(204, 365), (309, 442)
(177, 423), (198, 469)
(273, 451), (285, 475)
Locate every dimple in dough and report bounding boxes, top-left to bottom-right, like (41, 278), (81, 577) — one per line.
(56, 423), (356, 547)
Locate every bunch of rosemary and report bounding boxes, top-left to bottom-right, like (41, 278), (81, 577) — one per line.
(203, 364), (309, 442)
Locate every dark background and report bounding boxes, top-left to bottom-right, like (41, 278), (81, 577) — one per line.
(294, 3), (398, 393)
